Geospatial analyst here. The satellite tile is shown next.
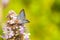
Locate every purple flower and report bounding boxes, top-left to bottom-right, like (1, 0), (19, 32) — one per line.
(2, 0), (9, 4)
(24, 33), (30, 40)
(2, 25), (14, 39)
(2, 26), (8, 33)
(19, 26), (24, 34)
(2, 34), (8, 39)
(8, 31), (14, 38)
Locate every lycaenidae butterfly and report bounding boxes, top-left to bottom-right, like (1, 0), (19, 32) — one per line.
(17, 9), (30, 24)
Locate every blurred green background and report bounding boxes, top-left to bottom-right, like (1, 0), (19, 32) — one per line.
(0, 0), (60, 40)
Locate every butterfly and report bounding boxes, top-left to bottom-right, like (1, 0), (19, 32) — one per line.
(17, 9), (30, 24)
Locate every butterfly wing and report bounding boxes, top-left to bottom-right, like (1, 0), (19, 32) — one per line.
(17, 9), (30, 24)
(17, 9), (25, 20)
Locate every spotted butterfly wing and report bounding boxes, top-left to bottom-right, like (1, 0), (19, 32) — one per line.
(17, 9), (30, 24)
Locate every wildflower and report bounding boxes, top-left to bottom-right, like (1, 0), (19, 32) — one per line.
(2, 0), (9, 8)
(7, 20), (15, 24)
(2, 34), (8, 39)
(2, 9), (30, 40)
(19, 26), (25, 34)
(8, 31), (14, 38)
(24, 33), (30, 40)
(7, 10), (17, 20)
